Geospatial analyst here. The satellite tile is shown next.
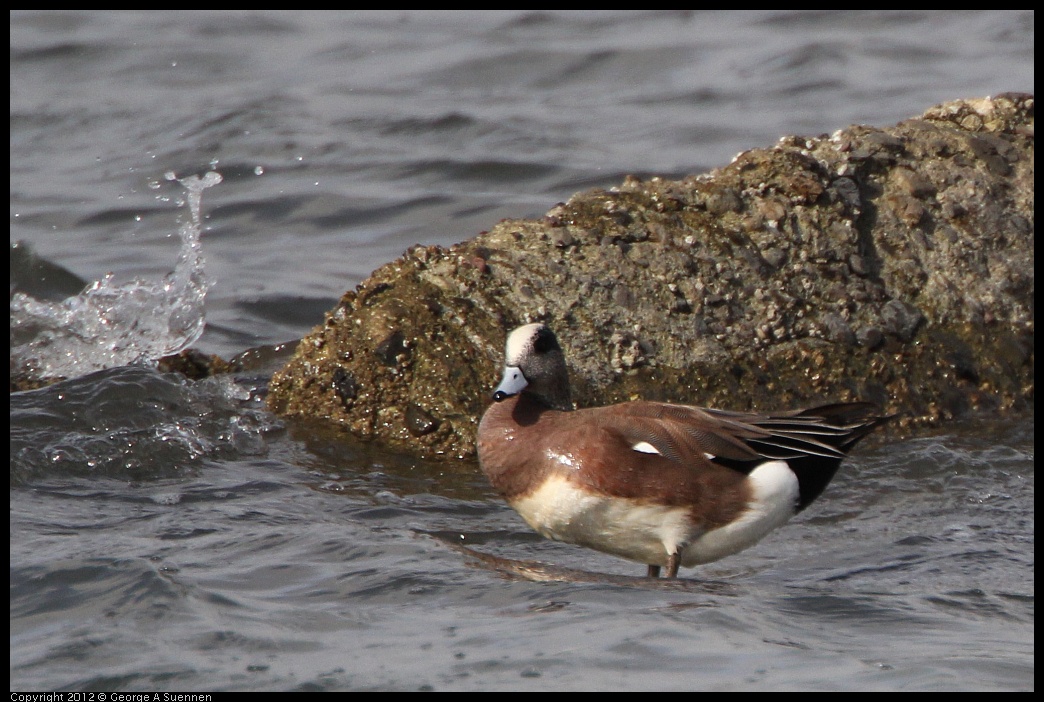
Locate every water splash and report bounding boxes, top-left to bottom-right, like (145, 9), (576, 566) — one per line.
(10, 171), (222, 382)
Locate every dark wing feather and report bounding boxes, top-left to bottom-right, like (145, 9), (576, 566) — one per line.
(605, 401), (890, 466)
(588, 400), (891, 511)
(605, 403), (764, 464)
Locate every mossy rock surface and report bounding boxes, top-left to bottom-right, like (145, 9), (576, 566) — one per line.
(268, 94), (1035, 459)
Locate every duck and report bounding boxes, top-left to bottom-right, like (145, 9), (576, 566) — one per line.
(477, 323), (891, 578)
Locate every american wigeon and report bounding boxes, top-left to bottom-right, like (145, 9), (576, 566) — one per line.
(477, 323), (891, 578)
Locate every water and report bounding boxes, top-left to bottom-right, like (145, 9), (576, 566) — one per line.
(9, 11), (1034, 691)
(11, 172), (220, 381)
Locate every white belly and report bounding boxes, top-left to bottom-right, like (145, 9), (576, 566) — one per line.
(508, 460), (800, 569)
(511, 474), (694, 566)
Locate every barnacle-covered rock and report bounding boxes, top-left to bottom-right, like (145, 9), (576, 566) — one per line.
(268, 94), (1034, 458)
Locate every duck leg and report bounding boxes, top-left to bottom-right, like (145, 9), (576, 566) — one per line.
(649, 552), (682, 578)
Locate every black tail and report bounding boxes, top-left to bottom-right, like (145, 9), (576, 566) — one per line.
(706, 402), (893, 511)
(779, 403), (893, 510)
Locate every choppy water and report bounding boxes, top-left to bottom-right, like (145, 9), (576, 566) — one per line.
(10, 11), (1034, 691)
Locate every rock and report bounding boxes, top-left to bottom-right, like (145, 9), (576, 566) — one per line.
(268, 94), (1035, 459)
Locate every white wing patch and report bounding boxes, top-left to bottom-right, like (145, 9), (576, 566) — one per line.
(631, 441), (661, 455)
